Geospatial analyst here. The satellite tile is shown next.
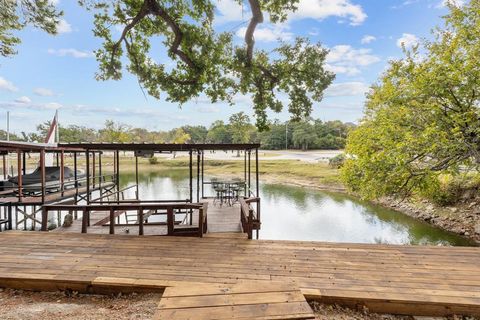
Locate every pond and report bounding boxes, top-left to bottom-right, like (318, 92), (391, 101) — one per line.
(119, 170), (475, 246)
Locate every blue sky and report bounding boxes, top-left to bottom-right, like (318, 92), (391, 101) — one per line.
(0, 0), (459, 134)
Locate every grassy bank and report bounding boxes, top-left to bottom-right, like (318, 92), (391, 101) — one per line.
(56, 155), (343, 191)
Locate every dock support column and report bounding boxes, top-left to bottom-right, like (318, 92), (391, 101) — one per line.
(244, 151), (247, 197)
(86, 151), (90, 204)
(17, 150), (22, 203)
(135, 155), (139, 200)
(189, 150), (193, 225)
(2, 154), (6, 180)
(98, 152), (102, 200)
(201, 151), (204, 199)
(60, 150), (64, 196)
(255, 148), (259, 198)
(196, 151), (200, 203)
(248, 150), (251, 197)
(115, 150), (120, 200)
(40, 150), (46, 204)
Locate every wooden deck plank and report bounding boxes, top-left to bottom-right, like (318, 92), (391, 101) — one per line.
(155, 283), (315, 320)
(0, 231), (479, 317)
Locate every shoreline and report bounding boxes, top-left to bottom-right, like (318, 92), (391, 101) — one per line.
(254, 172), (480, 244)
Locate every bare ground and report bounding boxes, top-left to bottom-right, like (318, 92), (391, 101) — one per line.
(0, 289), (160, 320)
(310, 302), (478, 320)
(0, 289), (478, 320)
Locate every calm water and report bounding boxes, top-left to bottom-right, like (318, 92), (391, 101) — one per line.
(119, 170), (475, 246)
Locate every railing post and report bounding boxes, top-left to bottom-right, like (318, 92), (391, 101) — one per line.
(41, 206), (48, 231)
(109, 207), (115, 235)
(248, 208), (254, 240)
(7, 204), (12, 230)
(138, 207), (144, 235)
(198, 207), (204, 238)
(167, 207), (174, 235)
(81, 208), (88, 233)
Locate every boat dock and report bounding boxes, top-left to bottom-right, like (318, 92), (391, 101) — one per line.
(0, 231), (479, 318)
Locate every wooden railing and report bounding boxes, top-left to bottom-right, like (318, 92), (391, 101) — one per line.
(41, 201), (208, 237)
(239, 197), (261, 239)
(0, 202), (12, 231)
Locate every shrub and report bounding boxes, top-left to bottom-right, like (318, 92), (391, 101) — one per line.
(148, 156), (159, 165)
(329, 153), (346, 169)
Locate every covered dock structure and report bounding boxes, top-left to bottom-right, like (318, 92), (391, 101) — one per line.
(0, 141), (261, 239)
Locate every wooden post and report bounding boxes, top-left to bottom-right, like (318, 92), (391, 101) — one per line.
(138, 207), (144, 236)
(244, 150), (247, 197)
(41, 206), (48, 231)
(81, 208), (88, 233)
(255, 148), (259, 198)
(17, 150), (22, 202)
(2, 154), (6, 180)
(60, 150), (64, 196)
(167, 207), (174, 235)
(198, 206), (204, 238)
(40, 150), (46, 204)
(115, 150), (120, 200)
(86, 151), (90, 204)
(189, 150), (193, 203)
(98, 152), (102, 200)
(201, 151), (204, 199)
(73, 152), (78, 193)
(135, 155), (139, 199)
(92, 151), (96, 188)
(196, 151), (200, 203)
(248, 150), (251, 197)
(109, 207), (115, 234)
(22, 152), (26, 175)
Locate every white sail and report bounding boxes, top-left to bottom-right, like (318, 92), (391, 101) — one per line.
(44, 111), (58, 166)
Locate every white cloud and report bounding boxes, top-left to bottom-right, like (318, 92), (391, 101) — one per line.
(57, 19), (72, 34)
(34, 87), (56, 97)
(47, 48), (94, 58)
(15, 96), (32, 104)
(214, 0), (366, 26)
(214, 0), (249, 24)
(326, 45), (380, 76)
(236, 25), (293, 42)
(438, 0), (465, 8)
(361, 35), (376, 44)
(0, 100), (63, 111)
(0, 77), (18, 92)
(290, 0), (367, 26)
(196, 105), (220, 113)
(396, 33), (419, 48)
(325, 82), (369, 97)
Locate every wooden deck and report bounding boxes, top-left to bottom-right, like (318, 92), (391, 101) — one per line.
(0, 231), (479, 317)
(54, 198), (244, 236)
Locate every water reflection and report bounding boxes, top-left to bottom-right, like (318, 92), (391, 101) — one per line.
(120, 170), (475, 246)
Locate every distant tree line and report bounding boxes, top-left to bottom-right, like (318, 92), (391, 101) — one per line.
(1, 112), (355, 150)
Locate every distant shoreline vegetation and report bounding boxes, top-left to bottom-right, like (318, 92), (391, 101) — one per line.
(0, 113), (355, 151)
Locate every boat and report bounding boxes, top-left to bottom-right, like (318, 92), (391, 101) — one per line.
(4, 166), (85, 194)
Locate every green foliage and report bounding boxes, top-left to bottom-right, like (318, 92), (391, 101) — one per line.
(229, 112), (253, 144)
(329, 153), (346, 169)
(148, 155), (159, 165)
(98, 120), (131, 142)
(0, 0), (62, 57)
(79, 0), (334, 129)
(342, 0), (480, 199)
(260, 119), (353, 150)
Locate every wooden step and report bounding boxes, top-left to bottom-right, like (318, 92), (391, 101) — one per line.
(154, 282), (316, 320)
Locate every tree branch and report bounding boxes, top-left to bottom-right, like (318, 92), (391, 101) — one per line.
(245, 0), (263, 67)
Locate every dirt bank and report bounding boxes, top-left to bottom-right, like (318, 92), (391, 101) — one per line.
(378, 196), (480, 244)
